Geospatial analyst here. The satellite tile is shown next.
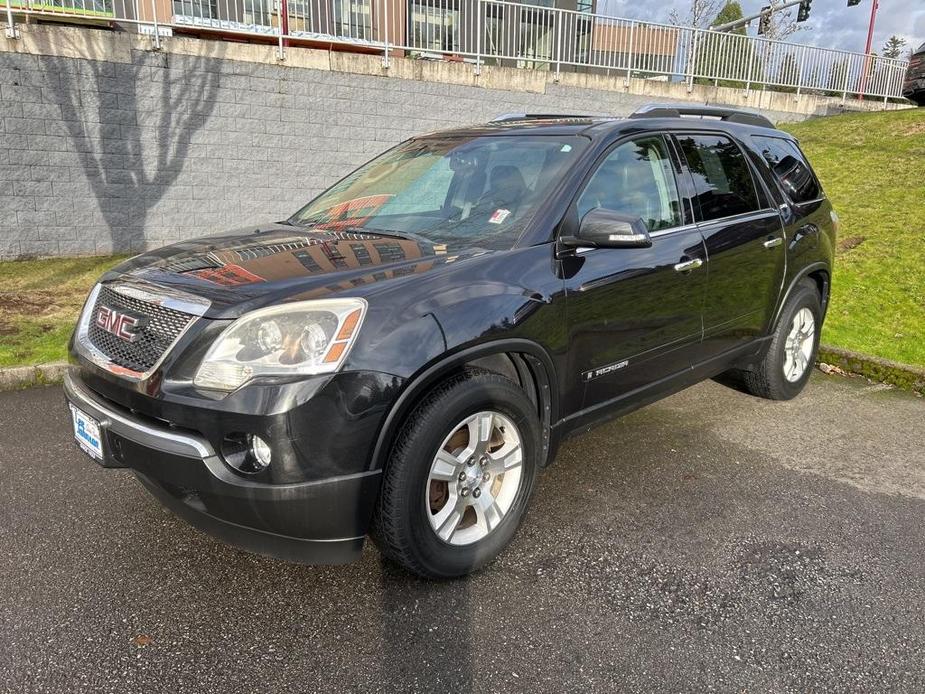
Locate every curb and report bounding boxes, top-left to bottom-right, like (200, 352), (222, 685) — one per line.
(817, 345), (925, 396)
(0, 362), (69, 392)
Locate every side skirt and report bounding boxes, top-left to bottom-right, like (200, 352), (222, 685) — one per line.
(548, 338), (771, 453)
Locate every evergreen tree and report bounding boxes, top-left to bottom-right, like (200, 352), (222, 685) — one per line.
(882, 35), (907, 60)
(695, 2), (760, 87)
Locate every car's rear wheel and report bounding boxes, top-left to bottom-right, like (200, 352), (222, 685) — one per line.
(741, 280), (822, 400)
(371, 369), (540, 578)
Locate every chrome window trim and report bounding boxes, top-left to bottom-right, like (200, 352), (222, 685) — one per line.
(74, 282), (208, 382)
(649, 222), (702, 238)
(691, 208), (781, 228)
(573, 222), (701, 253)
(572, 208), (779, 253)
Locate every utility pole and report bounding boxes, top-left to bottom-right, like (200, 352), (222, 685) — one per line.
(856, 0), (880, 100)
(863, 0), (879, 56)
(712, 0), (806, 34)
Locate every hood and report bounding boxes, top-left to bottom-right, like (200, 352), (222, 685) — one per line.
(107, 224), (489, 318)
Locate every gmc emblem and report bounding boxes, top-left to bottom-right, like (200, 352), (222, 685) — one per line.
(96, 306), (146, 343)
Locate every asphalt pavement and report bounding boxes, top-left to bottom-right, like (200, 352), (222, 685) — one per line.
(1, 372), (924, 693)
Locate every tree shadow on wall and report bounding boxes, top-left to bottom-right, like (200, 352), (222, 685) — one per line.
(49, 38), (221, 254)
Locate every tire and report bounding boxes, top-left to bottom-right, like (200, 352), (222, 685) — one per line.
(371, 368), (540, 579)
(741, 279), (822, 401)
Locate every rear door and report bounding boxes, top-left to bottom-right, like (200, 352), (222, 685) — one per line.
(673, 132), (785, 363)
(562, 134), (707, 415)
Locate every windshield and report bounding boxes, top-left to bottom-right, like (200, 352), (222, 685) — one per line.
(289, 135), (587, 251)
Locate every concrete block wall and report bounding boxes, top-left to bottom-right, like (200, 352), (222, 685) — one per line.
(0, 25), (897, 259)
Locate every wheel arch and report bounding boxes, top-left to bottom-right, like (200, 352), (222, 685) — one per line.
(369, 339), (558, 475)
(774, 263), (830, 331)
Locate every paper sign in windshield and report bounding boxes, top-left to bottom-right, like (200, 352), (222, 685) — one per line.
(489, 209), (511, 224)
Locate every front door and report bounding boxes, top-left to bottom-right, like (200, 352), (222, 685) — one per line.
(562, 135), (708, 416)
(673, 133), (786, 361)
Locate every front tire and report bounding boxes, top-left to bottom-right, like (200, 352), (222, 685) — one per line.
(371, 369), (540, 579)
(742, 280), (822, 400)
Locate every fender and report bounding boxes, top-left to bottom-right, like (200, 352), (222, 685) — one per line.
(772, 262), (831, 332)
(368, 338), (559, 474)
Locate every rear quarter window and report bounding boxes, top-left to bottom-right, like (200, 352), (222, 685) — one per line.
(752, 135), (822, 204)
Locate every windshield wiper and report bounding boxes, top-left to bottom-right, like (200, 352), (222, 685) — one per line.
(333, 226), (433, 245)
(282, 218), (319, 228)
(279, 221), (431, 246)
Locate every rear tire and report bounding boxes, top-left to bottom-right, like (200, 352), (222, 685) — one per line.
(371, 369), (540, 579)
(741, 280), (822, 400)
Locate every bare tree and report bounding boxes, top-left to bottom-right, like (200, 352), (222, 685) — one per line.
(49, 49), (221, 253)
(668, 0), (721, 29)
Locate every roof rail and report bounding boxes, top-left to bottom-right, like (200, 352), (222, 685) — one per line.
(491, 113), (595, 122)
(628, 104), (776, 130)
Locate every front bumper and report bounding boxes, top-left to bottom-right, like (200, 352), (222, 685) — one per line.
(63, 371), (382, 564)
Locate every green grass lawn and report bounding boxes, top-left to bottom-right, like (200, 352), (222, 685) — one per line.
(781, 108), (925, 368)
(0, 256), (126, 368)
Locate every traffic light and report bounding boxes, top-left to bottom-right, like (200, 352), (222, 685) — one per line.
(847, 0), (862, 6)
(757, 5), (771, 35)
(797, 0), (812, 22)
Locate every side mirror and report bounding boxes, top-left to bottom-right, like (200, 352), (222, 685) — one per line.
(561, 209), (652, 250)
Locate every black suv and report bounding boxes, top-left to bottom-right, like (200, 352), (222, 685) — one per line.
(65, 105), (836, 578)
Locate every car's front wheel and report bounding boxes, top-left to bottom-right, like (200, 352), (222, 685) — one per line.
(371, 369), (540, 578)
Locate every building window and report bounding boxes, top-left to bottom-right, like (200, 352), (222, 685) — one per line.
(377, 243), (406, 263)
(334, 0), (372, 39)
(32, 0), (114, 14)
(294, 250), (322, 273)
(242, 0), (274, 26)
(322, 244), (349, 268)
(410, 0), (461, 52)
(350, 243), (374, 266)
(173, 0), (218, 19)
(518, 5), (555, 66)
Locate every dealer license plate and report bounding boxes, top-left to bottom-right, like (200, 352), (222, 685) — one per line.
(70, 404), (103, 461)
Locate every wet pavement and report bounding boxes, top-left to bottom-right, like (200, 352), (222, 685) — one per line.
(2, 372), (924, 693)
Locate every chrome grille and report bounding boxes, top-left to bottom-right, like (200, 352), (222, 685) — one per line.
(87, 285), (195, 373)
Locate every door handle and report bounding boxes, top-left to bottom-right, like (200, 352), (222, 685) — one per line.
(673, 258), (703, 272)
(763, 237), (783, 249)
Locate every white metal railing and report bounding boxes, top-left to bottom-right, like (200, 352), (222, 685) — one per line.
(4, 0), (910, 102)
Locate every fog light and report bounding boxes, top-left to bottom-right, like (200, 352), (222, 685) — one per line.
(221, 433), (271, 474)
(251, 435), (272, 469)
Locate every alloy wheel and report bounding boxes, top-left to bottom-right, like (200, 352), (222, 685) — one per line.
(425, 411), (523, 546)
(783, 307), (815, 382)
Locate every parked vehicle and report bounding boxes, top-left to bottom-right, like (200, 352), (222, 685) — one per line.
(65, 105), (836, 578)
(904, 43), (925, 105)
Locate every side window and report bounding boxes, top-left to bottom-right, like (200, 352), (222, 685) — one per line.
(752, 135), (821, 203)
(676, 134), (761, 222)
(576, 136), (682, 232)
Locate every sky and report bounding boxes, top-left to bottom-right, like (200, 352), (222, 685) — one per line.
(598, 0), (925, 56)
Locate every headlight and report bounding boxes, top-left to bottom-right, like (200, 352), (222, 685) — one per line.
(194, 298), (367, 391)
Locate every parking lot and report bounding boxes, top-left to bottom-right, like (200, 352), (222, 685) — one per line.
(2, 372), (924, 693)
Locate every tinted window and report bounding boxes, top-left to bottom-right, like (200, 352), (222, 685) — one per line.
(752, 135), (821, 203)
(677, 134), (760, 222)
(577, 136), (682, 232)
